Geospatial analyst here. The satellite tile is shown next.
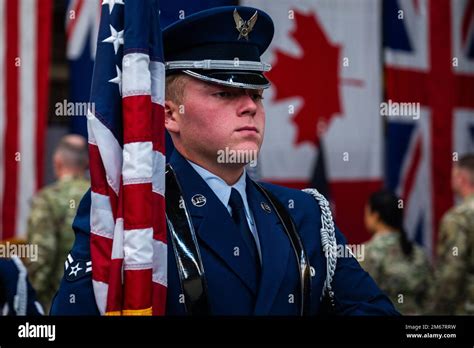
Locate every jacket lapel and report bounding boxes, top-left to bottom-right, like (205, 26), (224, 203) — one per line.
(246, 179), (291, 315)
(169, 151), (259, 294)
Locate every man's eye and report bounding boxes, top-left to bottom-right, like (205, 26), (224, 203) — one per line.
(214, 92), (233, 98)
(252, 94), (264, 101)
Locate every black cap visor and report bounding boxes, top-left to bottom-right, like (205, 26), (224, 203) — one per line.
(181, 69), (271, 90)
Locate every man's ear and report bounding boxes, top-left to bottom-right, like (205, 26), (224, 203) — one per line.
(165, 99), (181, 134)
(52, 151), (62, 174)
(373, 211), (382, 224)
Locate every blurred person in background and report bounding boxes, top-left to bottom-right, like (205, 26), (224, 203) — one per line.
(431, 154), (474, 315)
(25, 134), (90, 313)
(360, 189), (432, 315)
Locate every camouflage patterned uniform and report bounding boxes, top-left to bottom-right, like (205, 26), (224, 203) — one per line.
(359, 232), (433, 315)
(25, 176), (89, 313)
(431, 194), (474, 315)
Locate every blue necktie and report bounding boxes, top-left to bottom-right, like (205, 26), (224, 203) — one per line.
(228, 188), (261, 274)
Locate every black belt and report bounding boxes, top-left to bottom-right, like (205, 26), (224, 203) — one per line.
(165, 164), (210, 315)
(165, 164), (312, 315)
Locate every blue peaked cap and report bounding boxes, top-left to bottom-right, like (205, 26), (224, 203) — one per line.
(163, 6), (275, 89)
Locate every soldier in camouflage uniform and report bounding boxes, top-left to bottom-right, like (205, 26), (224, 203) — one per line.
(360, 190), (433, 315)
(25, 135), (89, 313)
(431, 154), (474, 315)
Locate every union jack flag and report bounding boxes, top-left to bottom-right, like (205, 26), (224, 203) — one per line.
(87, 0), (166, 315)
(384, 0), (474, 258)
(66, 0), (100, 61)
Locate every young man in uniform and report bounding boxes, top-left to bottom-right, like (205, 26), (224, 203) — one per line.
(51, 6), (398, 316)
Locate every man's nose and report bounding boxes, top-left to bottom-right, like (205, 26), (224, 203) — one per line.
(237, 93), (258, 117)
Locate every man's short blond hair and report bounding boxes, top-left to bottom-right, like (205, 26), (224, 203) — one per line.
(165, 74), (189, 104)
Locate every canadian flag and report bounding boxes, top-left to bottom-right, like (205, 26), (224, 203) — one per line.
(243, 0), (383, 244)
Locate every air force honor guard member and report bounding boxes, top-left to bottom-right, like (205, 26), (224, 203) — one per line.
(51, 6), (398, 316)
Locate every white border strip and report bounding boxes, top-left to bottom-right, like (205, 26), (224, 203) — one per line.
(122, 142), (153, 185)
(150, 61), (165, 106)
(152, 239), (167, 287)
(92, 280), (108, 315)
(87, 109), (122, 195)
(17, 0), (37, 239)
(90, 191), (115, 239)
(152, 150), (165, 196)
(122, 52), (151, 98)
(123, 227), (153, 269)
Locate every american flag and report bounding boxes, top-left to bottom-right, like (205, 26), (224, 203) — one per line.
(385, 0), (474, 258)
(87, 0), (166, 315)
(0, 0), (52, 241)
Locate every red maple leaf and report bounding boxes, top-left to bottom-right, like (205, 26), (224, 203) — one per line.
(266, 10), (342, 146)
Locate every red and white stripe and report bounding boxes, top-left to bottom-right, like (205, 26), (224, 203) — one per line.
(0, 0), (51, 241)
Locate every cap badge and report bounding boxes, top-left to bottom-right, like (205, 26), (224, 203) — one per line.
(233, 9), (258, 41)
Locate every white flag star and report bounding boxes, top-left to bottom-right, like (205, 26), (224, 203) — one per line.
(102, 0), (124, 15)
(102, 25), (124, 54)
(109, 65), (122, 95)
